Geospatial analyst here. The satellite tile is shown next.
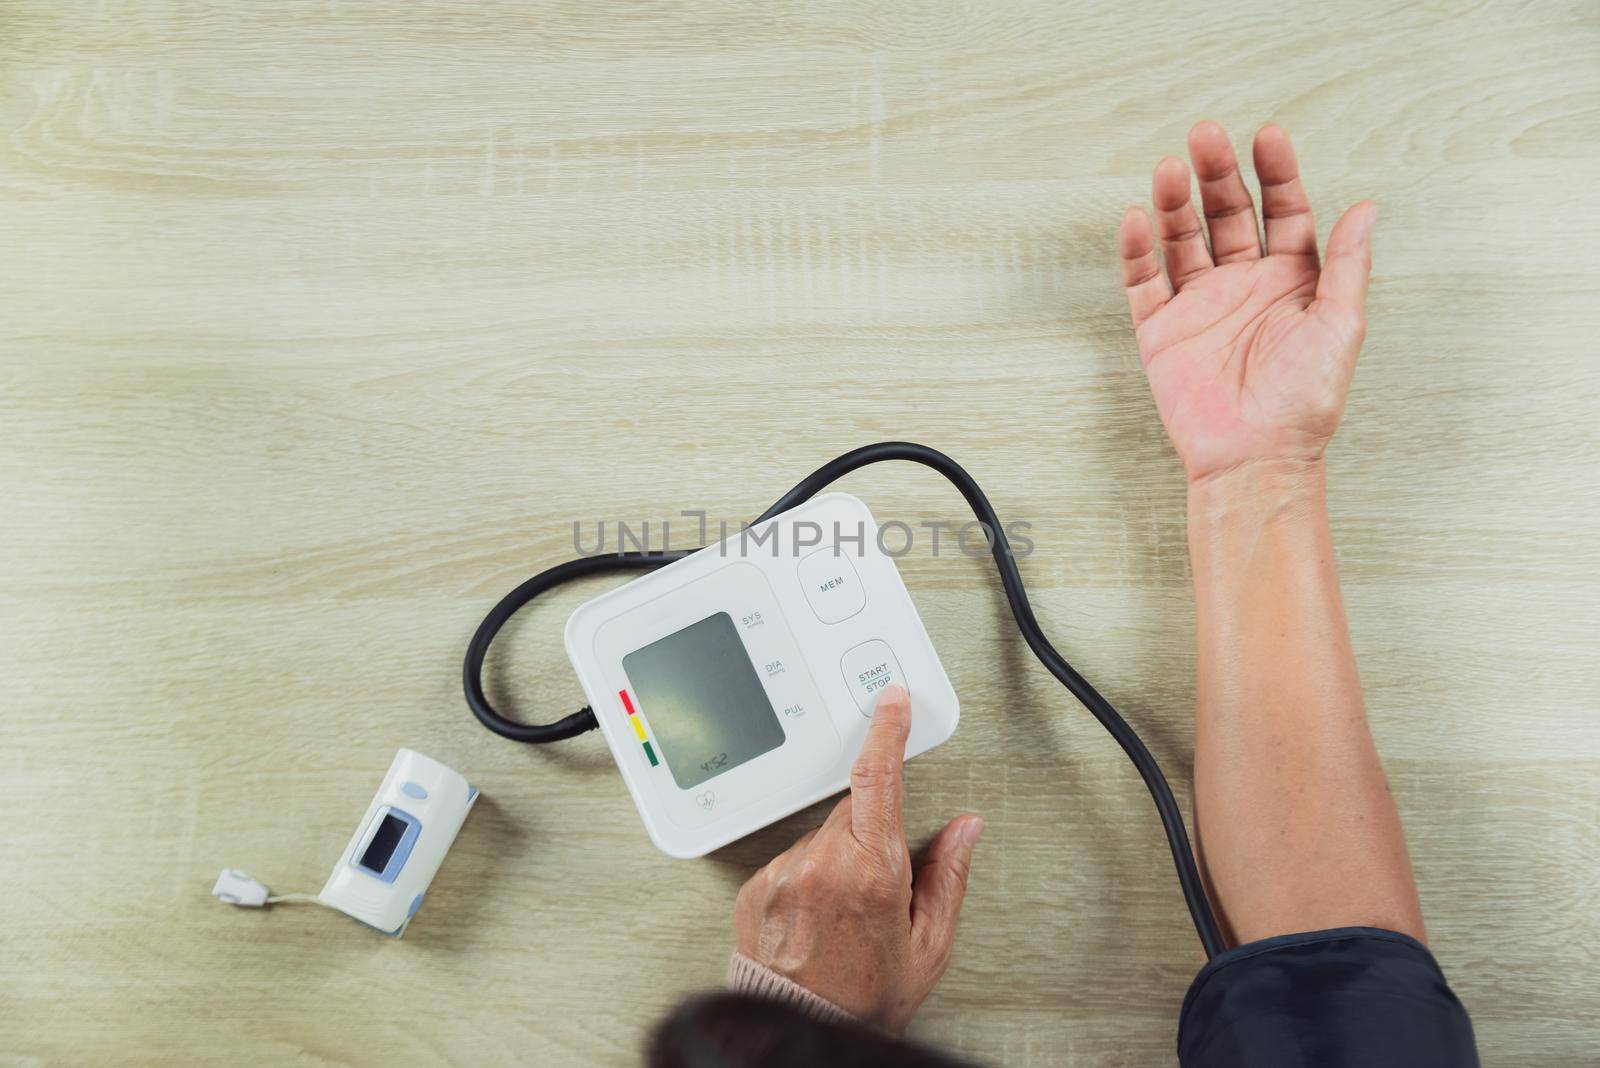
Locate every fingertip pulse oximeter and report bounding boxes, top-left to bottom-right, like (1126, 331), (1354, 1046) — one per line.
(318, 748), (478, 935)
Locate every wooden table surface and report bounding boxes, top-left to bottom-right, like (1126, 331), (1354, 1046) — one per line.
(3, 2), (1597, 1065)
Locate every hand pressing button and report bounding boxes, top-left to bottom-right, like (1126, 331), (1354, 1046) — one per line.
(840, 639), (907, 715)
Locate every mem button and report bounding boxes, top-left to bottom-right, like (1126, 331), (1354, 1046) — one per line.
(797, 548), (866, 624)
(841, 639), (906, 716)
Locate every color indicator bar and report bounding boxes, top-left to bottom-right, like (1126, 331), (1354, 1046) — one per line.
(620, 689), (659, 767)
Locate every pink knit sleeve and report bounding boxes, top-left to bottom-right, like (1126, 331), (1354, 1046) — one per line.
(726, 952), (854, 1025)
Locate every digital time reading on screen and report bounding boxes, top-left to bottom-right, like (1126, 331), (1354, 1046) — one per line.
(621, 611), (786, 790)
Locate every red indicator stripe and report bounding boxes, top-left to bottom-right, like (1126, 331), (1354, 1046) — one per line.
(620, 689), (637, 716)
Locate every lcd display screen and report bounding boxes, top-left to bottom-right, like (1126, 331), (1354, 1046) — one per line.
(622, 611), (785, 790)
(358, 812), (407, 874)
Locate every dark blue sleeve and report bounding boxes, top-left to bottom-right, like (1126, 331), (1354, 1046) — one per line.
(1178, 926), (1479, 1067)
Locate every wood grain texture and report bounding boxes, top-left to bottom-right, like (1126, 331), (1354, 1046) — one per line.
(2, 1), (1597, 1065)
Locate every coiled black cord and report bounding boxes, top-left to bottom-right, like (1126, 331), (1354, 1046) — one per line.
(465, 553), (686, 742)
(463, 441), (1225, 958)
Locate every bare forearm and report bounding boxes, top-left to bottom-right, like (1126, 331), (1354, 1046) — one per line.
(1187, 459), (1424, 945)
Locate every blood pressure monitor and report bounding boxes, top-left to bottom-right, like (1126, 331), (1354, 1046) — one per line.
(474, 442), (1224, 956)
(564, 492), (960, 858)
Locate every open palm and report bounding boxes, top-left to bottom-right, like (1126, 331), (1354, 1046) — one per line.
(1118, 122), (1376, 484)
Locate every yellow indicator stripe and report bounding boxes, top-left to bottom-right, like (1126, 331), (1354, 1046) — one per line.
(630, 716), (648, 742)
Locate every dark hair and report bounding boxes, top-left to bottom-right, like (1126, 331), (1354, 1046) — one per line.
(646, 993), (986, 1068)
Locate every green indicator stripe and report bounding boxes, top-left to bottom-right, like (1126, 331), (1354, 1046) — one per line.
(642, 741), (659, 767)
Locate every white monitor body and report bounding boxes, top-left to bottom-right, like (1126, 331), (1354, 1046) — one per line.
(318, 748), (478, 935)
(565, 492), (959, 858)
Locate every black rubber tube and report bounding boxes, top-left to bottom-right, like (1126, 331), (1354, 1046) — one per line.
(464, 552), (686, 743)
(463, 441), (1226, 958)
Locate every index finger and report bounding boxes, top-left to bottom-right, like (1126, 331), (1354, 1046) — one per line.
(849, 684), (912, 847)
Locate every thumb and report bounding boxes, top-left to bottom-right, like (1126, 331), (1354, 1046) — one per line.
(910, 815), (984, 973)
(1314, 200), (1377, 325)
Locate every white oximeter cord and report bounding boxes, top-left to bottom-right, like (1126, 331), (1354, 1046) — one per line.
(211, 869), (329, 909)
